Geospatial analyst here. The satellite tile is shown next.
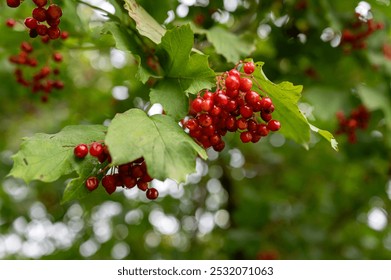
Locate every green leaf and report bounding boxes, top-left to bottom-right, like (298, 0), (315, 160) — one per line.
(101, 21), (153, 84)
(123, 0), (166, 44)
(153, 25), (215, 119)
(252, 62), (337, 150)
(9, 125), (107, 183)
(150, 79), (189, 121)
(310, 124), (339, 151)
(206, 26), (255, 63)
(105, 108), (207, 183)
(62, 157), (98, 204)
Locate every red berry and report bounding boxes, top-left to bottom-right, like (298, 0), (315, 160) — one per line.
(85, 177), (99, 191)
(24, 18), (38, 29)
(32, 7), (47, 22)
(185, 118), (199, 131)
(267, 120), (281, 131)
(201, 98), (214, 112)
(46, 4), (63, 20)
(245, 91), (260, 106)
(102, 175), (117, 194)
(215, 93), (228, 107)
(213, 141), (225, 152)
(239, 77), (253, 92)
(243, 62), (255, 74)
(198, 114), (212, 127)
(33, 0), (48, 7)
(74, 144), (89, 159)
(21, 42), (33, 53)
(52, 52), (63, 62)
(191, 97), (203, 113)
(240, 131), (252, 143)
(225, 75), (240, 91)
(6, 19), (16, 27)
(261, 112), (272, 122)
(123, 176), (136, 189)
(131, 165), (144, 178)
(47, 26), (61, 39)
(146, 188), (159, 200)
(240, 105), (253, 119)
(7, 0), (20, 8)
(60, 31), (69, 40)
(228, 69), (241, 79)
(36, 24), (48, 36)
(89, 142), (104, 157)
(260, 97), (273, 111)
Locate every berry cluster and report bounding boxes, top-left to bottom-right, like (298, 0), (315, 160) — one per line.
(9, 41), (64, 102)
(73, 142), (159, 200)
(7, 0), (64, 40)
(183, 61), (280, 152)
(336, 105), (370, 143)
(341, 15), (384, 52)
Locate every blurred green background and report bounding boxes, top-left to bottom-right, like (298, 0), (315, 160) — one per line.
(0, 0), (391, 259)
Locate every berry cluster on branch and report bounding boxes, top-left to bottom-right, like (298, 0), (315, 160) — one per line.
(336, 105), (370, 143)
(7, 0), (64, 40)
(341, 14), (384, 52)
(183, 61), (281, 152)
(5, 0), (68, 102)
(9, 41), (64, 102)
(74, 143), (158, 200)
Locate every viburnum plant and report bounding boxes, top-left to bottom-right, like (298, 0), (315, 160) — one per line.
(8, 0), (338, 203)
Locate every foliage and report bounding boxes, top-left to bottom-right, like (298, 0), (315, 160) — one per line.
(0, 0), (390, 260)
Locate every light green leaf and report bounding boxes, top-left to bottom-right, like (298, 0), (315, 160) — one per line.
(150, 79), (189, 121)
(206, 26), (255, 63)
(10, 125), (107, 183)
(123, 0), (166, 44)
(152, 25), (215, 119)
(252, 62), (310, 145)
(252, 62), (336, 150)
(310, 124), (339, 151)
(105, 108), (207, 183)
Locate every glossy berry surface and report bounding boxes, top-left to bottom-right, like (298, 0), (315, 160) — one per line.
(74, 144), (88, 158)
(85, 177), (99, 191)
(146, 188), (159, 200)
(243, 62), (255, 74)
(89, 142), (103, 157)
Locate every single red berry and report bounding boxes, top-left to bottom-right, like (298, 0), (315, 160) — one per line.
(240, 105), (253, 119)
(123, 176), (136, 189)
(102, 175), (117, 194)
(257, 123), (269, 136)
(52, 52), (63, 62)
(213, 141), (225, 152)
(47, 26), (61, 39)
(260, 97), (273, 111)
(267, 120), (281, 131)
(236, 117), (248, 130)
(215, 93), (228, 107)
(261, 112), (272, 122)
(46, 4), (63, 20)
(6, 19), (16, 27)
(198, 114), (213, 127)
(74, 144), (89, 159)
(47, 17), (60, 27)
(225, 75), (240, 91)
(239, 77), (253, 92)
(24, 18), (38, 29)
(85, 176), (99, 191)
(21, 42), (33, 53)
(243, 62), (255, 74)
(240, 131), (252, 143)
(201, 98), (214, 112)
(60, 31), (69, 40)
(146, 188), (159, 200)
(191, 97), (203, 113)
(36, 24), (48, 36)
(32, 7), (47, 22)
(185, 118), (199, 131)
(228, 69), (241, 79)
(33, 0), (48, 7)
(7, 0), (20, 8)
(89, 142), (104, 157)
